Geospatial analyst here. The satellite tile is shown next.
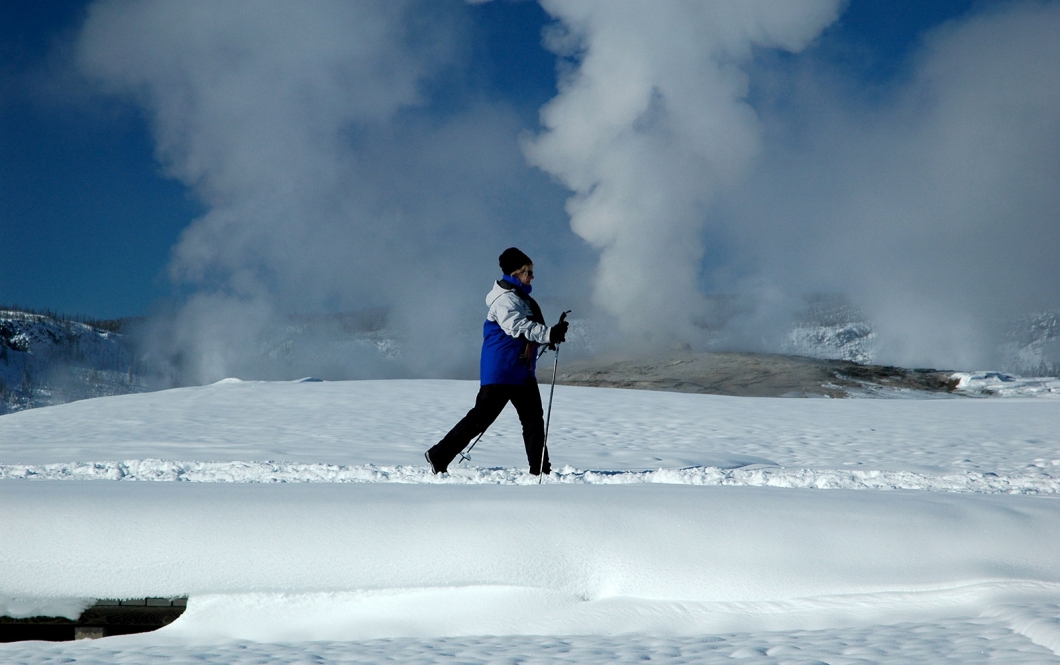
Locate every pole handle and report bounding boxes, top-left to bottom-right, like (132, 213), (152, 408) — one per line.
(545, 310), (572, 354)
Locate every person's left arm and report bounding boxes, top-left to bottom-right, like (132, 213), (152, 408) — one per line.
(490, 293), (551, 344)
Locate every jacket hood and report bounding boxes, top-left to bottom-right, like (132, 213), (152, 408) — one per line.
(486, 280), (510, 307)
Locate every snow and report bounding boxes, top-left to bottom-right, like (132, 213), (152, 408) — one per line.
(786, 321), (877, 364)
(4, 626), (1058, 665)
(1, 379), (1058, 475)
(0, 311), (143, 415)
(2, 378), (1060, 663)
(5, 459), (1060, 495)
(955, 371), (1060, 397)
(5, 482), (1059, 606)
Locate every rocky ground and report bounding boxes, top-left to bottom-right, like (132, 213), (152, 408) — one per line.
(555, 350), (960, 398)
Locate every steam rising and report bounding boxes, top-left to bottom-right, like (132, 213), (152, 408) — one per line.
(73, 0), (1060, 379)
(75, 0), (577, 383)
(724, 1), (1060, 368)
(529, 0), (1060, 368)
(526, 0), (844, 343)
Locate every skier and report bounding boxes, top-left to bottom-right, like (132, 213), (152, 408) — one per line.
(425, 247), (568, 475)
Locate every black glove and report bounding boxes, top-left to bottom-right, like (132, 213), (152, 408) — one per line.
(549, 320), (569, 344)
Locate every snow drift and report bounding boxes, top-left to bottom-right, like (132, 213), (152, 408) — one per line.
(3, 481), (1060, 642)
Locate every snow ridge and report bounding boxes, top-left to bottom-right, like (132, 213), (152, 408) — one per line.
(4, 459), (1059, 494)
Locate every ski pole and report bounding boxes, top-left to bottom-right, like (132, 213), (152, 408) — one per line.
(458, 430), (485, 464)
(539, 310), (570, 484)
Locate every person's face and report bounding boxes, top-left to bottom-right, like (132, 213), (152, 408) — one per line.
(513, 264), (534, 287)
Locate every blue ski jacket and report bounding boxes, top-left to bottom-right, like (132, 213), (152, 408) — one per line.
(480, 276), (553, 385)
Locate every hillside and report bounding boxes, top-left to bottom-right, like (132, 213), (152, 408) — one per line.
(0, 310), (147, 415)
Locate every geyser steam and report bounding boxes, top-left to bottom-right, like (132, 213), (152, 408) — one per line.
(525, 0), (845, 342)
(73, 0), (1060, 378)
(74, 0), (576, 383)
(528, 0), (1060, 369)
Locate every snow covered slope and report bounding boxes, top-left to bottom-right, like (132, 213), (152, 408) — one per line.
(1, 379), (1059, 663)
(0, 310), (146, 415)
(1001, 311), (1060, 377)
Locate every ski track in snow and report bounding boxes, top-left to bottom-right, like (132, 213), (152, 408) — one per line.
(3, 458), (1060, 495)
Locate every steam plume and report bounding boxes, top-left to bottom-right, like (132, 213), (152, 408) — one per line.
(75, 0), (576, 383)
(525, 0), (845, 343)
(74, 0), (1060, 378)
(722, 1), (1060, 368)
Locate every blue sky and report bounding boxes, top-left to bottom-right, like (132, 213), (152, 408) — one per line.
(1, 0), (983, 320)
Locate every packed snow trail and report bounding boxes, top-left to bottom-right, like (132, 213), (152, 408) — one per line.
(3, 459), (1060, 494)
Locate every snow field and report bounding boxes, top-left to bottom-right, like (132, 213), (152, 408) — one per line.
(1, 378), (1060, 662)
(0, 379), (1057, 475)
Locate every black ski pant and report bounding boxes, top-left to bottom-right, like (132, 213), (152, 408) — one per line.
(428, 378), (550, 474)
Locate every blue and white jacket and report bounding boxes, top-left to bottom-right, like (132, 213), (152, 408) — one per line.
(480, 276), (553, 385)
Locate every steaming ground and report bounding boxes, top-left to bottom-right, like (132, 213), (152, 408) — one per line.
(556, 350), (961, 398)
(2, 376), (1060, 663)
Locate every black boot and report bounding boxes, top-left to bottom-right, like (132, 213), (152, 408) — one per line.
(425, 449), (443, 475)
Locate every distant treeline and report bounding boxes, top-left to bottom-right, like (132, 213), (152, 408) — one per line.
(0, 304), (140, 334)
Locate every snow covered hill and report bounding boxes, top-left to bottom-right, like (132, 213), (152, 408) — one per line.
(783, 298), (1060, 376)
(0, 310), (147, 415)
(784, 295), (878, 364)
(1001, 311), (1060, 377)
(1, 379), (1060, 663)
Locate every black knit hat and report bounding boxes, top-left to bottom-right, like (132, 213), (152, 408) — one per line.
(499, 247), (532, 275)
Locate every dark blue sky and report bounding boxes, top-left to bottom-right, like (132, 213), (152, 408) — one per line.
(0, 0), (981, 319)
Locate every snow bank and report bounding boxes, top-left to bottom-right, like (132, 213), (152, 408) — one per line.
(2, 481), (1060, 642)
(0, 596), (94, 621)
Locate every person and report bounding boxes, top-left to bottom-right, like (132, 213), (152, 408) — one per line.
(425, 247), (568, 475)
